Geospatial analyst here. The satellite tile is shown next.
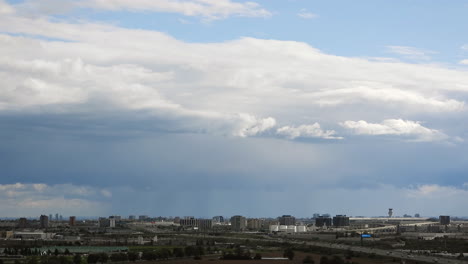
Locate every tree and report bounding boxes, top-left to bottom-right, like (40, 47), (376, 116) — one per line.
(303, 255), (315, 264)
(98, 253), (108, 263)
(330, 256), (344, 264)
(128, 252), (139, 261)
(320, 256), (329, 264)
(54, 249), (59, 256)
(173, 248), (184, 258)
(73, 254), (81, 264)
(283, 248), (294, 260)
(87, 254), (100, 264)
(64, 249), (70, 256)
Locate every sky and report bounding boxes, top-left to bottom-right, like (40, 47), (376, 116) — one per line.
(1, 0), (468, 218)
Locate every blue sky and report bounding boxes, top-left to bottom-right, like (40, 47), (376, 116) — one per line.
(1, 0), (468, 218)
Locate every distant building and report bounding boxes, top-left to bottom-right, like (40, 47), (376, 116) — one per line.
(315, 216), (332, 227)
(333, 215), (350, 227)
(128, 215), (136, 220)
(138, 215), (149, 221)
(55, 213), (59, 222)
(230, 215), (246, 231)
(40, 215), (49, 228)
(212, 216), (224, 223)
(278, 215), (296, 225)
(414, 213), (420, 218)
(69, 216), (76, 226)
(247, 218), (262, 230)
(439, 215), (451, 225)
(18, 218), (28, 228)
(179, 217), (213, 230)
(99, 217), (115, 228)
(110, 215), (122, 221)
(173, 217), (180, 224)
(312, 213), (320, 219)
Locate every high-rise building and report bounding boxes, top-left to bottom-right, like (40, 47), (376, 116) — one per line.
(279, 215), (296, 225)
(230, 215), (246, 231)
(49, 214), (53, 221)
(439, 215), (451, 225)
(333, 215), (350, 227)
(55, 213), (59, 222)
(69, 216), (76, 226)
(99, 217), (115, 228)
(315, 216), (332, 227)
(138, 215), (149, 221)
(128, 215), (136, 220)
(40, 215), (49, 228)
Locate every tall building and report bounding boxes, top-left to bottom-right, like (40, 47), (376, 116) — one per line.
(230, 215), (246, 231)
(179, 217), (213, 230)
(333, 215), (350, 227)
(55, 213), (59, 222)
(128, 215), (136, 220)
(40, 215), (49, 228)
(99, 217), (115, 228)
(315, 216), (332, 227)
(439, 215), (451, 225)
(138, 215), (149, 221)
(69, 216), (76, 226)
(279, 215), (296, 225)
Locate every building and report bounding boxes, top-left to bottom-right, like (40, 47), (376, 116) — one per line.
(128, 215), (136, 220)
(138, 215), (149, 221)
(279, 215), (296, 225)
(55, 213), (59, 222)
(40, 215), (49, 228)
(179, 217), (213, 230)
(315, 216), (332, 227)
(247, 218), (262, 230)
(212, 216), (224, 223)
(230, 215), (246, 231)
(69, 216), (76, 226)
(333, 215), (350, 227)
(18, 218), (28, 228)
(439, 215), (451, 225)
(99, 217), (115, 228)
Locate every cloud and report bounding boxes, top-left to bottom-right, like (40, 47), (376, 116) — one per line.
(460, 59), (468, 65)
(341, 119), (448, 142)
(0, 183), (110, 216)
(297, 8), (317, 19)
(15, 0), (272, 20)
(386, 45), (437, 61)
(462, 44), (468, 51)
(0, 0), (14, 14)
(276, 123), (342, 140)
(0, 10), (466, 143)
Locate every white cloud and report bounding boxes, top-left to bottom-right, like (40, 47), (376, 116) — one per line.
(459, 59), (468, 65)
(386, 45), (437, 61)
(0, 10), (467, 142)
(297, 8), (317, 19)
(277, 123), (342, 140)
(462, 44), (468, 51)
(0, 0), (14, 14)
(0, 183), (110, 216)
(341, 119), (448, 142)
(15, 0), (272, 20)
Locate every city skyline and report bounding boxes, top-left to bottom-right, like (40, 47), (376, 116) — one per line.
(1, 0), (468, 217)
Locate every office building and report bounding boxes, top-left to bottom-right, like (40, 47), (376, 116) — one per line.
(247, 218), (262, 230)
(230, 215), (246, 231)
(40, 215), (49, 228)
(333, 215), (350, 227)
(279, 215), (296, 225)
(69, 216), (76, 226)
(439, 215), (451, 225)
(315, 216), (332, 227)
(128, 215), (136, 220)
(212, 216), (224, 223)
